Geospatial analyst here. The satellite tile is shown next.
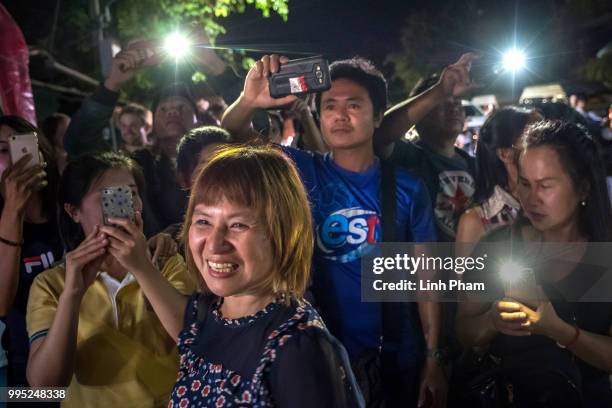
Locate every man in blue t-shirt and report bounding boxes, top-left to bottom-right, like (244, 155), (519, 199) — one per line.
(222, 53), (474, 407)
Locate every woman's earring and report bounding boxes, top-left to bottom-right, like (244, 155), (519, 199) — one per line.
(581, 200), (587, 207)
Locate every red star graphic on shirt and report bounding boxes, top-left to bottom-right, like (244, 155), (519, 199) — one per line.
(448, 185), (468, 214)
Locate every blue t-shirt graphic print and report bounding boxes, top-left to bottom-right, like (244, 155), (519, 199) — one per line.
(282, 147), (436, 366)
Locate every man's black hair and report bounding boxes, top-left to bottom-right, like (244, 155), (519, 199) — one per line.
(315, 57), (388, 116)
(176, 126), (233, 179)
(151, 83), (198, 115)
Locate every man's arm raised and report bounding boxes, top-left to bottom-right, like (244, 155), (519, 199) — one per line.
(374, 53), (479, 152)
(221, 54), (297, 143)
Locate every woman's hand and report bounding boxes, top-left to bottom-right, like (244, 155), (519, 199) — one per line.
(511, 287), (564, 339)
(100, 212), (153, 273)
(147, 232), (178, 269)
(63, 225), (107, 298)
(0, 154), (47, 215)
(489, 299), (532, 336)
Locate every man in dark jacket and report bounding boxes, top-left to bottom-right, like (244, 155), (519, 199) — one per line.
(63, 38), (242, 233)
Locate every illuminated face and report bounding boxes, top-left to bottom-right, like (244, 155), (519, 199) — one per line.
(68, 168), (143, 237)
(319, 78), (381, 151)
(518, 146), (584, 234)
(420, 96), (465, 141)
(66, 167), (143, 270)
(188, 198), (275, 298)
(153, 96), (197, 142)
(118, 113), (146, 147)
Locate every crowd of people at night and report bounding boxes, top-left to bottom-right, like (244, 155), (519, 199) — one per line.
(1, 28), (612, 408)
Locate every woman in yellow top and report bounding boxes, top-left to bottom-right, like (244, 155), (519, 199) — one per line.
(26, 152), (193, 407)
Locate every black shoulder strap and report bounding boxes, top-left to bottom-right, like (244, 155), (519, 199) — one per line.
(380, 160), (402, 346)
(380, 160), (396, 242)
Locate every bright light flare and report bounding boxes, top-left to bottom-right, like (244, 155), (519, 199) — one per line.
(499, 260), (527, 285)
(163, 32), (191, 60)
(502, 49), (526, 73)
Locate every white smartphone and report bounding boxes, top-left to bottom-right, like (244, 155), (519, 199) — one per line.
(9, 133), (41, 168)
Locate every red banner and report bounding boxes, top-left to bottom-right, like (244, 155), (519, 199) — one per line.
(0, 4), (36, 125)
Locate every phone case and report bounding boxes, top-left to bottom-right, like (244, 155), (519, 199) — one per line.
(269, 56), (331, 98)
(9, 133), (41, 168)
(101, 185), (135, 226)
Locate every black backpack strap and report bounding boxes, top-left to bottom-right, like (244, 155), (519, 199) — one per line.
(380, 160), (402, 347)
(380, 160), (396, 242)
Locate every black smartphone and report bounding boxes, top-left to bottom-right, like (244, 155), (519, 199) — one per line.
(269, 56), (331, 99)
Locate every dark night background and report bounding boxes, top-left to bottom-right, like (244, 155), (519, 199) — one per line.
(3, 0), (612, 115)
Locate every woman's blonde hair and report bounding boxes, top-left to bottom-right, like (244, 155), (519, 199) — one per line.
(182, 144), (313, 298)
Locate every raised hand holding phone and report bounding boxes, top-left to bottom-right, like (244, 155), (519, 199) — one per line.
(268, 56), (331, 98)
(9, 133), (41, 168)
(242, 54), (299, 108)
(100, 211), (151, 273)
(104, 43), (157, 92)
(1, 137), (47, 215)
(100, 185), (135, 228)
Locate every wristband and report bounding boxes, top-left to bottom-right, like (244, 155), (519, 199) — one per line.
(426, 348), (448, 366)
(0, 235), (23, 247)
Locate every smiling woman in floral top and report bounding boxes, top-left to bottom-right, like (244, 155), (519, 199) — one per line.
(102, 144), (364, 407)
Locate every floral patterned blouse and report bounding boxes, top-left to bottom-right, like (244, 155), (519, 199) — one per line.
(168, 294), (364, 407)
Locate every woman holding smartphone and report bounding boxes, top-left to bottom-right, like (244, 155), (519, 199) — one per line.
(100, 145), (364, 407)
(25, 152), (194, 407)
(0, 115), (62, 387)
(456, 107), (542, 256)
(457, 120), (612, 406)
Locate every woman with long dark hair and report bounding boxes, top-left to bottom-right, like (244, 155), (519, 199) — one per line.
(456, 107), (542, 255)
(25, 152), (193, 407)
(457, 120), (612, 406)
(0, 115), (62, 387)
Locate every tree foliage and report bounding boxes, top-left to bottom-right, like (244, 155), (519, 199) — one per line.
(114, 0), (288, 44)
(112, 0), (288, 101)
(26, 0), (288, 103)
(388, 0), (612, 96)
